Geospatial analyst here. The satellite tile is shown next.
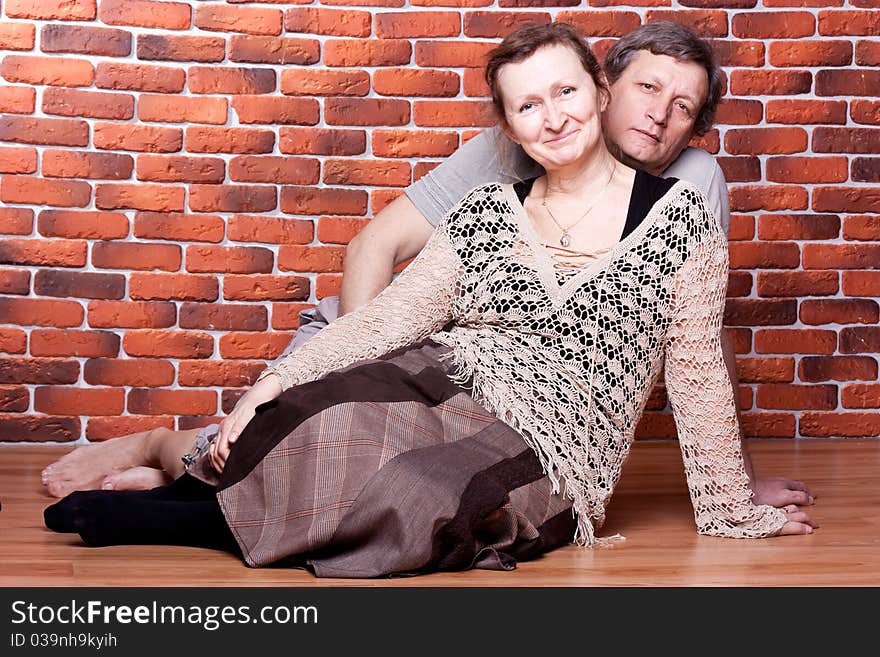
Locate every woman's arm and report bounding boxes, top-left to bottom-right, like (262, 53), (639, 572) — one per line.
(663, 192), (815, 539)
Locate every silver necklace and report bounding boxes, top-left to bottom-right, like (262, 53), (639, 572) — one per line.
(541, 163), (616, 248)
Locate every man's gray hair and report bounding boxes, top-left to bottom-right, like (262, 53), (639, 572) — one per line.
(604, 21), (723, 136)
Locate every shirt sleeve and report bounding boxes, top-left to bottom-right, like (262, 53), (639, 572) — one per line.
(259, 226), (460, 390)
(663, 188), (787, 539)
(704, 159), (731, 238)
(405, 126), (541, 226)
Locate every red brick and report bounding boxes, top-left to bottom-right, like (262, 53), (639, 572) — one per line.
(728, 242), (800, 269)
(842, 271), (880, 297)
(852, 159), (880, 184)
(83, 358), (174, 387)
(840, 327), (880, 353)
(370, 189), (405, 215)
(285, 7), (372, 37)
(178, 360), (267, 387)
(137, 34), (226, 63)
(633, 412), (677, 440)
(123, 330), (213, 359)
(765, 99), (847, 125)
(732, 11), (815, 38)
(325, 98), (410, 127)
(88, 300), (176, 329)
(711, 40), (765, 67)
(725, 214), (755, 242)
(0, 386), (28, 412)
(138, 95), (228, 125)
(0, 146), (36, 175)
(30, 329), (120, 358)
(323, 159), (411, 187)
(462, 68), (490, 98)
(186, 245), (274, 274)
(414, 100), (494, 127)
(766, 156), (847, 184)
(373, 69), (459, 98)
(0, 238), (87, 268)
(6, 0), (97, 21)
(645, 10), (729, 36)
(769, 40), (851, 67)
(188, 184), (277, 213)
(227, 215), (312, 246)
(0, 269), (30, 294)
(412, 0), (487, 5)
(855, 40), (880, 66)
(726, 271), (752, 297)
(34, 386), (124, 415)
(556, 10), (641, 36)
(462, 11), (550, 37)
(724, 299), (797, 326)
(729, 185), (808, 212)
(278, 245), (346, 273)
(187, 67), (275, 95)
(316, 216), (369, 244)
(185, 126), (274, 154)
(736, 357), (795, 383)
(279, 70), (369, 98)
(86, 416), (175, 441)
(128, 388), (217, 416)
(0, 116), (88, 147)
(0, 207), (34, 234)
(133, 211), (224, 243)
(800, 356), (877, 383)
(851, 100), (880, 126)
(129, 273), (219, 302)
(194, 4), (282, 36)
(96, 62), (185, 94)
(179, 303), (268, 331)
(324, 39), (411, 67)
(757, 214), (840, 241)
(725, 127), (808, 155)
(1, 55), (94, 87)
(40, 24), (131, 57)
(38, 210), (129, 240)
(374, 11), (460, 37)
(228, 35), (320, 65)
(228, 156), (319, 185)
(0, 22), (36, 50)
(800, 299), (879, 325)
(1, 176), (90, 208)
(316, 274), (343, 299)
(843, 214), (880, 240)
(271, 302), (315, 331)
(219, 332), (295, 360)
(0, 357), (79, 383)
(279, 127), (366, 156)
(818, 10), (880, 36)
(91, 241), (181, 272)
(804, 243), (880, 269)
(223, 275), (309, 301)
(755, 329), (837, 355)
(757, 384), (837, 410)
(99, 0), (191, 30)
(0, 329), (27, 355)
(716, 156), (760, 183)
(34, 270), (125, 300)
(281, 187), (368, 216)
(0, 415), (80, 443)
(42, 150), (133, 180)
(0, 86), (36, 114)
(0, 297), (84, 327)
(94, 122), (182, 153)
(812, 187), (880, 213)
(714, 99), (763, 126)
(415, 41), (497, 67)
(95, 183), (184, 212)
(816, 70), (880, 96)
(729, 70), (812, 96)
(841, 384), (880, 409)
(372, 130), (459, 159)
(764, 0), (844, 5)
(232, 96), (319, 124)
(799, 412), (880, 437)
(135, 155), (224, 184)
(757, 271), (838, 297)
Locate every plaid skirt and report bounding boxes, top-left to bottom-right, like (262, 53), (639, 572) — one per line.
(187, 340), (576, 577)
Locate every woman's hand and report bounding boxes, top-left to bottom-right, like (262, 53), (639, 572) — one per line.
(751, 476), (815, 508)
(210, 373), (282, 473)
(775, 504), (819, 536)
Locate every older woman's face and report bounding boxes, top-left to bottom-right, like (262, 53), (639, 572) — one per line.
(498, 44), (606, 172)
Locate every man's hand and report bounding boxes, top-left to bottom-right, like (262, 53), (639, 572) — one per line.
(210, 374), (282, 473)
(751, 476), (814, 508)
(776, 503), (819, 536)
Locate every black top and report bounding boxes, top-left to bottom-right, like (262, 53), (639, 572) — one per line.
(512, 169), (679, 242)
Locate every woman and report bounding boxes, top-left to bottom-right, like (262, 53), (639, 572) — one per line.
(45, 24), (813, 577)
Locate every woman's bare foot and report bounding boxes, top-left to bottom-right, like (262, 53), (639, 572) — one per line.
(42, 429), (162, 498)
(100, 466), (172, 491)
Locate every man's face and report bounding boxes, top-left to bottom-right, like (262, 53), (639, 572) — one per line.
(602, 50), (709, 175)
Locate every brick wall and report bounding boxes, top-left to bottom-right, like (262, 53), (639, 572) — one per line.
(0, 1), (878, 443)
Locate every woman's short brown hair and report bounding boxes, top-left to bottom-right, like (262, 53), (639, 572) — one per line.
(484, 22), (606, 127)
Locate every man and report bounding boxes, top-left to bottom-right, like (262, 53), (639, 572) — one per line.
(43, 22), (814, 518)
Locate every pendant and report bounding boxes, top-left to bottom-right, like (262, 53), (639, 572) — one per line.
(560, 233), (571, 248)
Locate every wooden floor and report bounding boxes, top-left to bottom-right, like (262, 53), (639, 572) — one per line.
(1, 439), (877, 587)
